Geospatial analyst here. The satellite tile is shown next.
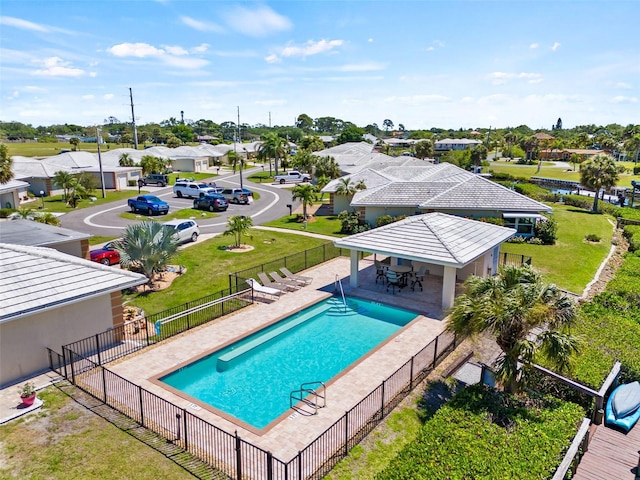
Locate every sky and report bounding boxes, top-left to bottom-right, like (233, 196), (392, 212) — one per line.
(1, 0), (638, 131)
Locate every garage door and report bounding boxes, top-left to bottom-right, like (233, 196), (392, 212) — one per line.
(117, 174), (128, 190)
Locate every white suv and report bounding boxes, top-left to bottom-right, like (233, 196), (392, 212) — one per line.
(162, 219), (200, 243)
(173, 182), (216, 198)
(273, 171), (311, 184)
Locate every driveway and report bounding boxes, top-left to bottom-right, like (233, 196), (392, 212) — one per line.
(59, 167), (303, 240)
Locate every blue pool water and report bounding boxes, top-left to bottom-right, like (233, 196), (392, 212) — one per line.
(160, 296), (418, 429)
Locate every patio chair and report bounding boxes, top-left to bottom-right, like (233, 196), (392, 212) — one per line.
(411, 266), (428, 292)
(269, 271), (303, 289)
(375, 260), (387, 284)
(386, 270), (403, 294)
(280, 267), (313, 286)
(246, 278), (281, 300)
(257, 272), (293, 292)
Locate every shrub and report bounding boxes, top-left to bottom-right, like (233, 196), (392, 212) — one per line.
(507, 236), (527, 243)
(376, 215), (393, 227)
(534, 216), (558, 245)
(527, 237), (543, 245)
(128, 179), (136, 187)
(337, 210), (369, 234)
(634, 166), (640, 175)
(584, 234), (601, 242)
(478, 216), (504, 226)
(0, 208), (16, 218)
(622, 225), (640, 252)
(514, 183), (548, 200)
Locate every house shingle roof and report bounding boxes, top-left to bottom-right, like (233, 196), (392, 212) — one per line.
(0, 243), (147, 323)
(334, 212), (515, 267)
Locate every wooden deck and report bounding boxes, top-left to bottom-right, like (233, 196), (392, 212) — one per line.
(573, 423), (640, 480)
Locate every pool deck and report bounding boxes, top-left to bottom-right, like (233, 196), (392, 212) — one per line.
(103, 256), (450, 461)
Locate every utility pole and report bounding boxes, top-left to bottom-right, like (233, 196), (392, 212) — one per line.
(237, 106), (243, 190)
(129, 88), (139, 150)
(96, 127), (106, 198)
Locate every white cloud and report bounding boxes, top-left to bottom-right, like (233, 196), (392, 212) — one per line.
(267, 39), (344, 62)
(530, 43), (539, 49)
(338, 62), (385, 72)
(489, 71), (542, 85)
(426, 40), (445, 52)
(165, 46), (189, 56)
(614, 81), (632, 89)
(368, 38), (374, 43)
(180, 16), (224, 33)
(192, 43), (209, 53)
(108, 42), (209, 69)
(109, 43), (165, 58)
(82, 94), (94, 100)
(32, 57), (85, 77)
(610, 96), (638, 104)
(551, 42), (561, 51)
(0, 16), (48, 32)
(103, 94), (114, 100)
(383, 94), (452, 105)
(223, 5), (291, 37)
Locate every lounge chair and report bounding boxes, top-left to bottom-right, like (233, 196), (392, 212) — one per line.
(246, 278), (281, 300)
(269, 271), (303, 289)
(257, 272), (293, 292)
(280, 267), (313, 285)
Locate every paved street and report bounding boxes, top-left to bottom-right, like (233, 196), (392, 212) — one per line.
(59, 166), (302, 240)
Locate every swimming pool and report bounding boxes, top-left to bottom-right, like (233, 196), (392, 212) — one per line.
(159, 295), (418, 430)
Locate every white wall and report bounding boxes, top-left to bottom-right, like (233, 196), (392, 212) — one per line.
(0, 294), (115, 387)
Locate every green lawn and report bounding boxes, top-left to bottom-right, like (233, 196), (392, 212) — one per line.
(0, 386), (198, 480)
(487, 162), (637, 188)
(32, 191), (148, 214)
(501, 203), (614, 293)
(263, 213), (345, 237)
(120, 207), (222, 222)
(125, 229), (331, 315)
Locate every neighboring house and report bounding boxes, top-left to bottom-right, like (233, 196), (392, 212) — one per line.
(0, 219), (92, 259)
(322, 162), (551, 237)
(381, 138), (420, 150)
(0, 243), (147, 387)
(558, 149), (604, 161)
(334, 212), (516, 310)
(313, 142), (399, 174)
(434, 138), (482, 151)
(0, 179), (31, 209)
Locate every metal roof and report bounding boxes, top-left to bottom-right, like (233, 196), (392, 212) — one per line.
(334, 212), (515, 267)
(0, 243), (148, 323)
(0, 219), (91, 247)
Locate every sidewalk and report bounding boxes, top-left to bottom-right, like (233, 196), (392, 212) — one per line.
(0, 370), (63, 424)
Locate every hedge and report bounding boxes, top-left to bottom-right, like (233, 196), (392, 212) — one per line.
(375, 384), (584, 480)
(622, 225), (640, 253)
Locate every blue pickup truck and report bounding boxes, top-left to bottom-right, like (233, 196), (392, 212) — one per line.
(127, 195), (169, 215)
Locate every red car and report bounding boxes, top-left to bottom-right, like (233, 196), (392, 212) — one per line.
(90, 242), (121, 266)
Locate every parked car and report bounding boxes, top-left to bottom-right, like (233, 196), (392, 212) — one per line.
(162, 219), (200, 243)
(173, 182), (217, 198)
(193, 193), (228, 212)
(90, 242), (120, 266)
(273, 171), (311, 184)
(141, 174), (169, 187)
(127, 195), (170, 215)
(221, 188), (253, 204)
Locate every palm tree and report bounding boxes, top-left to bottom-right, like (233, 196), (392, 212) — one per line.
(69, 137), (80, 151)
(53, 170), (75, 201)
(257, 133), (288, 176)
(579, 153), (621, 212)
(223, 215), (253, 248)
(447, 264), (579, 394)
(291, 183), (317, 220)
(114, 220), (179, 285)
(227, 150), (241, 173)
(0, 143), (13, 184)
(335, 177), (357, 196)
(314, 155), (341, 179)
(119, 153), (134, 167)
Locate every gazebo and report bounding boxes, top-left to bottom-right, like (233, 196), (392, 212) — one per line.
(333, 213), (516, 310)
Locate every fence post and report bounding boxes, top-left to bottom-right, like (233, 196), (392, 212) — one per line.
(144, 317), (150, 346)
(409, 355), (414, 390)
(183, 408), (188, 451)
(433, 335), (439, 367)
(69, 349), (76, 384)
(101, 366), (107, 403)
(344, 410), (349, 456)
(297, 451), (302, 480)
(62, 347), (69, 380)
(95, 333), (102, 365)
(380, 381), (385, 420)
(175, 413), (181, 442)
(235, 431), (242, 480)
(139, 386), (145, 427)
(266, 451), (273, 480)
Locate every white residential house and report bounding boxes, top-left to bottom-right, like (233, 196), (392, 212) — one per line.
(434, 138), (482, 151)
(0, 243), (147, 387)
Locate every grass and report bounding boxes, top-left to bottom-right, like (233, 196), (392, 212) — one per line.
(89, 235), (120, 246)
(27, 191), (145, 214)
(487, 162), (637, 188)
(120, 207), (222, 222)
(0, 385), (200, 480)
(263, 213), (345, 237)
(125, 228), (331, 314)
(501, 203), (614, 293)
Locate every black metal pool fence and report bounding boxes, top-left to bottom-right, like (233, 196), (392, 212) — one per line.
(55, 330), (457, 480)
